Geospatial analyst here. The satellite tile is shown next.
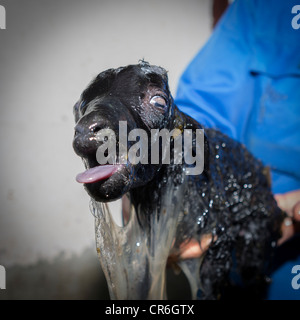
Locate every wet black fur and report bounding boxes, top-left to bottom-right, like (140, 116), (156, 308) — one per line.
(73, 61), (284, 299)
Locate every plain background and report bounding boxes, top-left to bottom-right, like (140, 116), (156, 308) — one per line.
(0, 0), (212, 299)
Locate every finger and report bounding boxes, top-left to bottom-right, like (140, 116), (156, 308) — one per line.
(179, 235), (213, 260)
(292, 201), (300, 222)
(275, 191), (300, 216)
(274, 194), (288, 212)
(277, 217), (294, 246)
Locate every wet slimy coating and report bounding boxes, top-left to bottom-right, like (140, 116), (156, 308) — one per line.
(73, 61), (284, 299)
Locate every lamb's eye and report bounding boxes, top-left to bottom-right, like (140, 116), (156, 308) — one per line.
(150, 95), (167, 108)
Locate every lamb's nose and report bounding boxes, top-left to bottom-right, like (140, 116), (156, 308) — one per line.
(74, 119), (103, 136)
(88, 122), (103, 133)
(73, 120), (105, 157)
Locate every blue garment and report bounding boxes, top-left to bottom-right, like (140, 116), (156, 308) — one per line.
(176, 0), (300, 195)
(175, 0), (300, 299)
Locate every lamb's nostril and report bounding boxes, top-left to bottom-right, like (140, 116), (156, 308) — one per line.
(90, 123), (102, 133)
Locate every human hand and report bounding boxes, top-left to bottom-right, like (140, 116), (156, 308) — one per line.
(275, 190), (300, 246)
(167, 234), (213, 266)
(169, 190), (300, 262)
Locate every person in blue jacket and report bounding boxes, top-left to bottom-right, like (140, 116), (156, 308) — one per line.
(175, 0), (300, 299)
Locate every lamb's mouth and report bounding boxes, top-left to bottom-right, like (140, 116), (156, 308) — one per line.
(76, 164), (124, 184)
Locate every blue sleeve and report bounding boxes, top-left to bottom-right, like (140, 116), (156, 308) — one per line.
(175, 0), (300, 195)
(176, 0), (300, 301)
(175, 0), (257, 140)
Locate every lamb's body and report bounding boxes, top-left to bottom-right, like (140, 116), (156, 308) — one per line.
(129, 126), (283, 299)
(73, 62), (284, 299)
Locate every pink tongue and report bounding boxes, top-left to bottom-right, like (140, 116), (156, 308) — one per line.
(76, 165), (122, 184)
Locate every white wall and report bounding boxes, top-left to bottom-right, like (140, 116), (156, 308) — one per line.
(0, 0), (211, 298)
